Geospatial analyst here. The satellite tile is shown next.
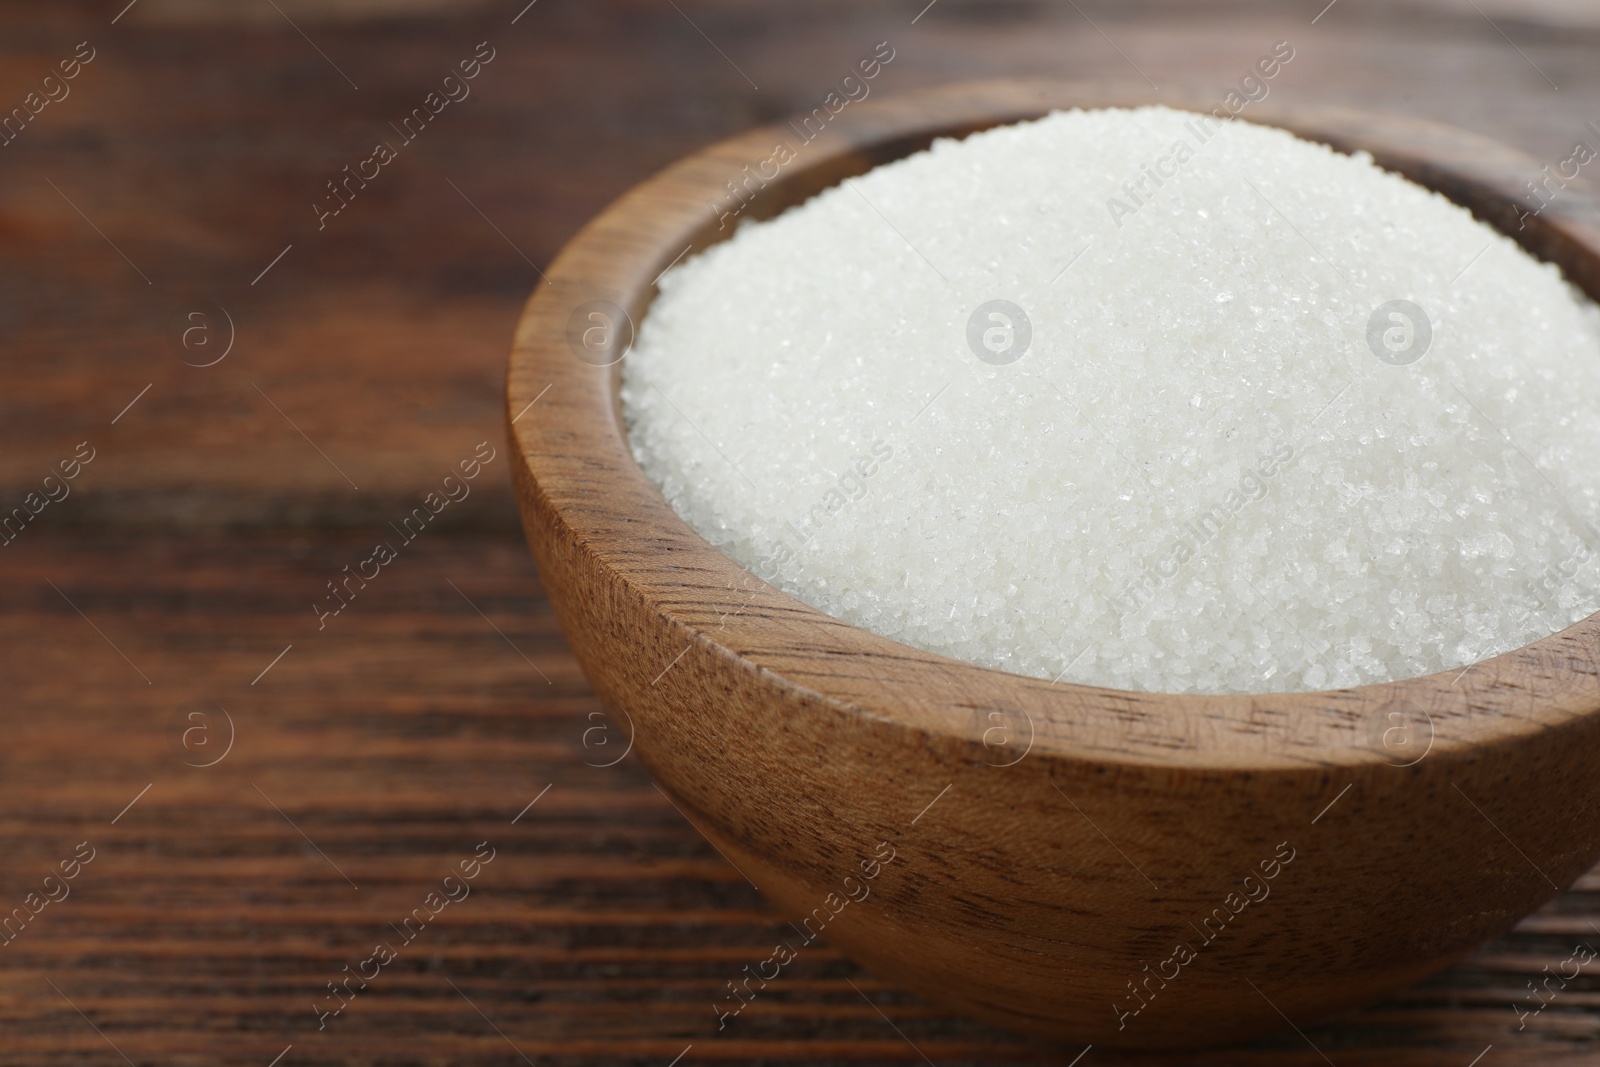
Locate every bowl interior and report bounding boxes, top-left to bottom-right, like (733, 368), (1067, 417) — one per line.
(508, 79), (1600, 769)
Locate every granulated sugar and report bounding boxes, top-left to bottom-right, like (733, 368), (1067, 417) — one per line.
(620, 106), (1600, 694)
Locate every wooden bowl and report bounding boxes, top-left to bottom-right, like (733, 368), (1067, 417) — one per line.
(507, 80), (1600, 1049)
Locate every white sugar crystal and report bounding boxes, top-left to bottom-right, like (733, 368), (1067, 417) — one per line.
(621, 107), (1600, 694)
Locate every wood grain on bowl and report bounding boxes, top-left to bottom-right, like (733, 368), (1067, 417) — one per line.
(507, 81), (1600, 1047)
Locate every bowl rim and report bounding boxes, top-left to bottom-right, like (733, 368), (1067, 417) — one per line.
(507, 77), (1600, 771)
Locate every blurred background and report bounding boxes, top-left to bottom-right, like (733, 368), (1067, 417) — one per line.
(1, 0), (1597, 1063)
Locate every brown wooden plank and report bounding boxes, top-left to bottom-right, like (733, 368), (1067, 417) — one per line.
(0, 530), (1595, 1063)
(2, 0), (1600, 526)
(4, 0), (1600, 1061)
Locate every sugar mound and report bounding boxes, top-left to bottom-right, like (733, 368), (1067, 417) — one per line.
(621, 106), (1600, 695)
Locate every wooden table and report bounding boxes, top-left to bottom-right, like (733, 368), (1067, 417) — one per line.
(1, 0), (1597, 1062)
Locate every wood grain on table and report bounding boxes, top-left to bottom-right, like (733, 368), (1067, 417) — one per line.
(1, 0), (1598, 1063)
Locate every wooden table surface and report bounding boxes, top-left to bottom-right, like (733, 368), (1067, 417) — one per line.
(3, 0), (1600, 1063)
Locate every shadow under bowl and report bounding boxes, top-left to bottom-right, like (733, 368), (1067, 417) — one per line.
(506, 80), (1600, 1049)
